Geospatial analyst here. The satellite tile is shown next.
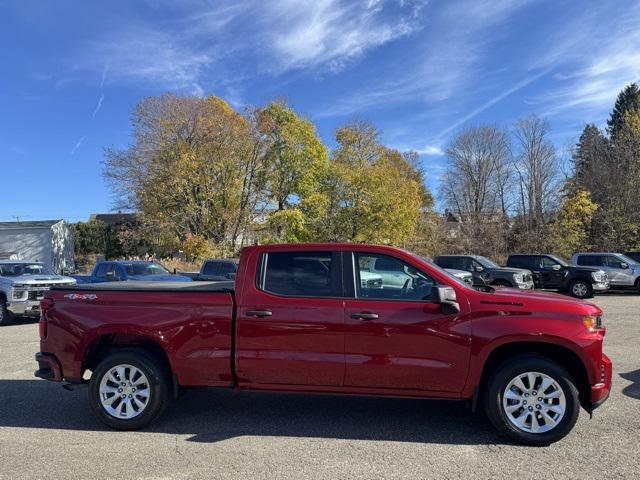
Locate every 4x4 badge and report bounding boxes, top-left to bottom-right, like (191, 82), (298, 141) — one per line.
(63, 294), (97, 300)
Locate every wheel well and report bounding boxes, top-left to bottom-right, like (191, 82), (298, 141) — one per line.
(82, 333), (172, 379)
(477, 342), (590, 409)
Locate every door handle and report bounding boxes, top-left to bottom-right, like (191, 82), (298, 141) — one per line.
(350, 312), (379, 320)
(246, 309), (273, 318)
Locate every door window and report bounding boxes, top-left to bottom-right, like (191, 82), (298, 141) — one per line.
(605, 256), (627, 268)
(355, 253), (436, 301)
(540, 256), (560, 270)
(258, 251), (340, 297)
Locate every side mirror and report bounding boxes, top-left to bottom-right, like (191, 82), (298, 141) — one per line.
(430, 286), (460, 314)
(552, 264), (562, 271)
(620, 262), (629, 269)
(474, 265), (484, 272)
(105, 271), (116, 281)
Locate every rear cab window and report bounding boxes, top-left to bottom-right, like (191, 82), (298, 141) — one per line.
(576, 255), (604, 267)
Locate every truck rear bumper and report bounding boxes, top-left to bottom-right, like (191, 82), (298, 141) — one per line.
(589, 353), (612, 409)
(34, 352), (63, 382)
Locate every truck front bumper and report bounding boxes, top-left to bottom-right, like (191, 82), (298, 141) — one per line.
(515, 280), (535, 290)
(34, 352), (63, 382)
(589, 353), (612, 410)
(7, 300), (41, 317)
(592, 281), (610, 292)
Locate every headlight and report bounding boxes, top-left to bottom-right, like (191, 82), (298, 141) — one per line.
(591, 271), (605, 282)
(513, 274), (524, 283)
(583, 315), (603, 331)
(12, 288), (27, 300)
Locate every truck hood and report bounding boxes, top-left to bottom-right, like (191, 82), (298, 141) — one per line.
(128, 274), (192, 282)
(484, 286), (600, 312)
(7, 275), (77, 285)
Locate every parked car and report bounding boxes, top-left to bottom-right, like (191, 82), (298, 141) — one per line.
(36, 243), (611, 445)
(507, 254), (609, 299)
(623, 252), (640, 263)
(0, 260), (75, 325)
(572, 252), (640, 292)
(433, 255), (534, 289)
(73, 260), (192, 284)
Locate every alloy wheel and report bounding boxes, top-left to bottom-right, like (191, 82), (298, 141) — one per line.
(98, 364), (151, 419)
(502, 371), (566, 434)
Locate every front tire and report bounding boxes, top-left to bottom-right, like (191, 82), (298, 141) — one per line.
(88, 350), (171, 430)
(0, 297), (12, 326)
(484, 355), (580, 446)
(568, 279), (593, 299)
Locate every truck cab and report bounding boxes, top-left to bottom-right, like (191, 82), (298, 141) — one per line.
(434, 254), (534, 289)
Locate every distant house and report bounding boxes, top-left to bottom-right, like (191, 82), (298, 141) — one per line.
(0, 220), (75, 274)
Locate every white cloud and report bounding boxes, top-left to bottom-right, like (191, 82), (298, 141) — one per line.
(530, 3), (640, 118)
(70, 136), (86, 155)
(417, 145), (444, 155)
(92, 93), (104, 117)
(266, 0), (422, 73)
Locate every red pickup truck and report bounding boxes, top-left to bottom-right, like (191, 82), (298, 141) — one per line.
(35, 243), (611, 445)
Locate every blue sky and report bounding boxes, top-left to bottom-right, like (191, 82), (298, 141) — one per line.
(1, 0), (639, 222)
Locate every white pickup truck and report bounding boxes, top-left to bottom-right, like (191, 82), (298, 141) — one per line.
(0, 260), (76, 325)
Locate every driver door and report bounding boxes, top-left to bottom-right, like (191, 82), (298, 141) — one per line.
(343, 251), (471, 393)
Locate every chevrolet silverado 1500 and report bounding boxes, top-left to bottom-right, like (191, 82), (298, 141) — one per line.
(35, 243), (611, 445)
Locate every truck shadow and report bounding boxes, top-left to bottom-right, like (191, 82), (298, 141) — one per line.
(620, 370), (640, 400)
(0, 380), (508, 445)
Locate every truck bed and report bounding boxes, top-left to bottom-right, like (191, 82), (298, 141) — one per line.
(53, 280), (235, 292)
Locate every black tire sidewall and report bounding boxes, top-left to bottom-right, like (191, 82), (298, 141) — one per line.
(484, 356), (580, 446)
(569, 279), (593, 299)
(88, 350), (170, 430)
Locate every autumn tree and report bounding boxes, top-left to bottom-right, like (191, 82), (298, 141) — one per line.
(551, 189), (598, 258)
(104, 94), (267, 255)
(255, 101), (329, 242)
(324, 121), (430, 245)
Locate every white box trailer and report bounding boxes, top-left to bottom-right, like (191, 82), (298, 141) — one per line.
(0, 220), (75, 274)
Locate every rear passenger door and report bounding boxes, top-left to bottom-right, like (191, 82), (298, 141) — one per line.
(235, 249), (345, 387)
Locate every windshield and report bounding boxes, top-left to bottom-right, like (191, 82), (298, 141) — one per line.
(548, 255), (569, 266)
(123, 263), (169, 276)
(0, 263), (53, 276)
(475, 256), (499, 268)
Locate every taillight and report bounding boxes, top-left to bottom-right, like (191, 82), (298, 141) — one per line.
(39, 297), (54, 339)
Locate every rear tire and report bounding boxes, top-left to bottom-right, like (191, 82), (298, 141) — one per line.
(88, 349), (171, 430)
(484, 355), (580, 446)
(568, 279), (593, 299)
(0, 297), (12, 326)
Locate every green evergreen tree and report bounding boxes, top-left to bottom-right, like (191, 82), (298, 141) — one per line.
(607, 83), (640, 139)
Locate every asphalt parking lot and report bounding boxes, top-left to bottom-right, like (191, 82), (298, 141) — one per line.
(1, 294), (639, 480)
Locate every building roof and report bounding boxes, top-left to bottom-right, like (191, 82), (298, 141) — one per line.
(0, 220), (62, 229)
